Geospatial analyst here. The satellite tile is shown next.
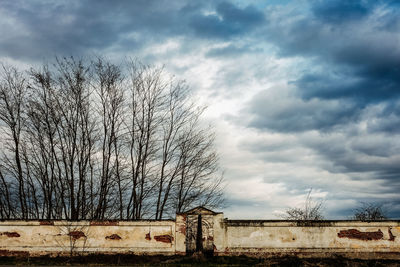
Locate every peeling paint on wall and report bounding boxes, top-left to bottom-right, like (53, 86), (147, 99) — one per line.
(154, 235), (173, 243)
(0, 232), (20, 238)
(68, 231), (86, 240)
(389, 228), (396, 241)
(178, 224), (186, 235)
(105, 234), (121, 240)
(145, 233), (151, 241)
(337, 229), (383, 241)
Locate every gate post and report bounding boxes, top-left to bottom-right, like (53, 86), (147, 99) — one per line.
(175, 213), (187, 255)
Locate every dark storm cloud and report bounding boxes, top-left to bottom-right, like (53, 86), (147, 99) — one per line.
(205, 44), (262, 58)
(303, 135), (400, 174)
(363, 101), (400, 134)
(261, 1), (400, 104)
(0, 0), (135, 59)
(294, 70), (400, 103)
(242, 0), (400, 134)
(246, 88), (362, 133)
(0, 0), (264, 61)
(189, 2), (264, 39)
(312, 0), (372, 23)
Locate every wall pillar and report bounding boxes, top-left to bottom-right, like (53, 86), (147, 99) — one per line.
(212, 213), (226, 254)
(175, 214), (186, 255)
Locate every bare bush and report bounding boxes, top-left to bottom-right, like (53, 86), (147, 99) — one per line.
(352, 202), (387, 220)
(282, 189), (324, 220)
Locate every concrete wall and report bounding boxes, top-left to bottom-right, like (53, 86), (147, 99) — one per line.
(214, 219), (400, 258)
(1, 210), (400, 259)
(0, 218), (184, 256)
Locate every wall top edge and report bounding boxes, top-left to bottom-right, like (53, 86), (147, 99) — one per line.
(0, 219), (176, 226)
(0, 219), (176, 222)
(224, 220), (400, 227)
(225, 219), (400, 222)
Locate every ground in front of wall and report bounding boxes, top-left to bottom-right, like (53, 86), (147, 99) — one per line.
(1, 254), (400, 266)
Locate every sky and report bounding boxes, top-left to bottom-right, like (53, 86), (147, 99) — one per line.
(0, 0), (399, 219)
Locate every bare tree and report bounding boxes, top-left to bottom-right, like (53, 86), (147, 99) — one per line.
(28, 58), (97, 220)
(26, 65), (60, 219)
(0, 65), (28, 218)
(0, 166), (13, 218)
(123, 63), (225, 219)
(173, 119), (224, 215)
(283, 189), (324, 220)
(124, 63), (165, 219)
(352, 202), (388, 220)
(92, 59), (125, 220)
(0, 57), (224, 220)
(55, 58), (98, 220)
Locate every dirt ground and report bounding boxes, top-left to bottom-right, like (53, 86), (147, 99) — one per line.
(1, 254), (400, 266)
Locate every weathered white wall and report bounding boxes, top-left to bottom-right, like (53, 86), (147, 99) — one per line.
(214, 219), (400, 258)
(0, 220), (177, 256)
(1, 211), (400, 259)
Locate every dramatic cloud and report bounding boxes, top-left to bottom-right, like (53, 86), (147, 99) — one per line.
(259, 0), (400, 106)
(0, 0), (399, 218)
(189, 2), (265, 39)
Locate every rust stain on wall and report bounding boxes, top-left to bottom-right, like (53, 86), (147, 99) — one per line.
(0, 232), (20, 238)
(178, 224), (186, 235)
(39, 221), (54, 225)
(388, 228), (396, 241)
(145, 233), (151, 241)
(68, 231), (86, 240)
(90, 221), (119, 226)
(338, 229), (383, 241)
(179, 214), (187, 221)
(154, 234), (173, 243)
(105, 234), (121, 240)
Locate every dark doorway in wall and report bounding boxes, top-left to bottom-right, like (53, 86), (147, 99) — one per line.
(183, 206), (217, 255)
